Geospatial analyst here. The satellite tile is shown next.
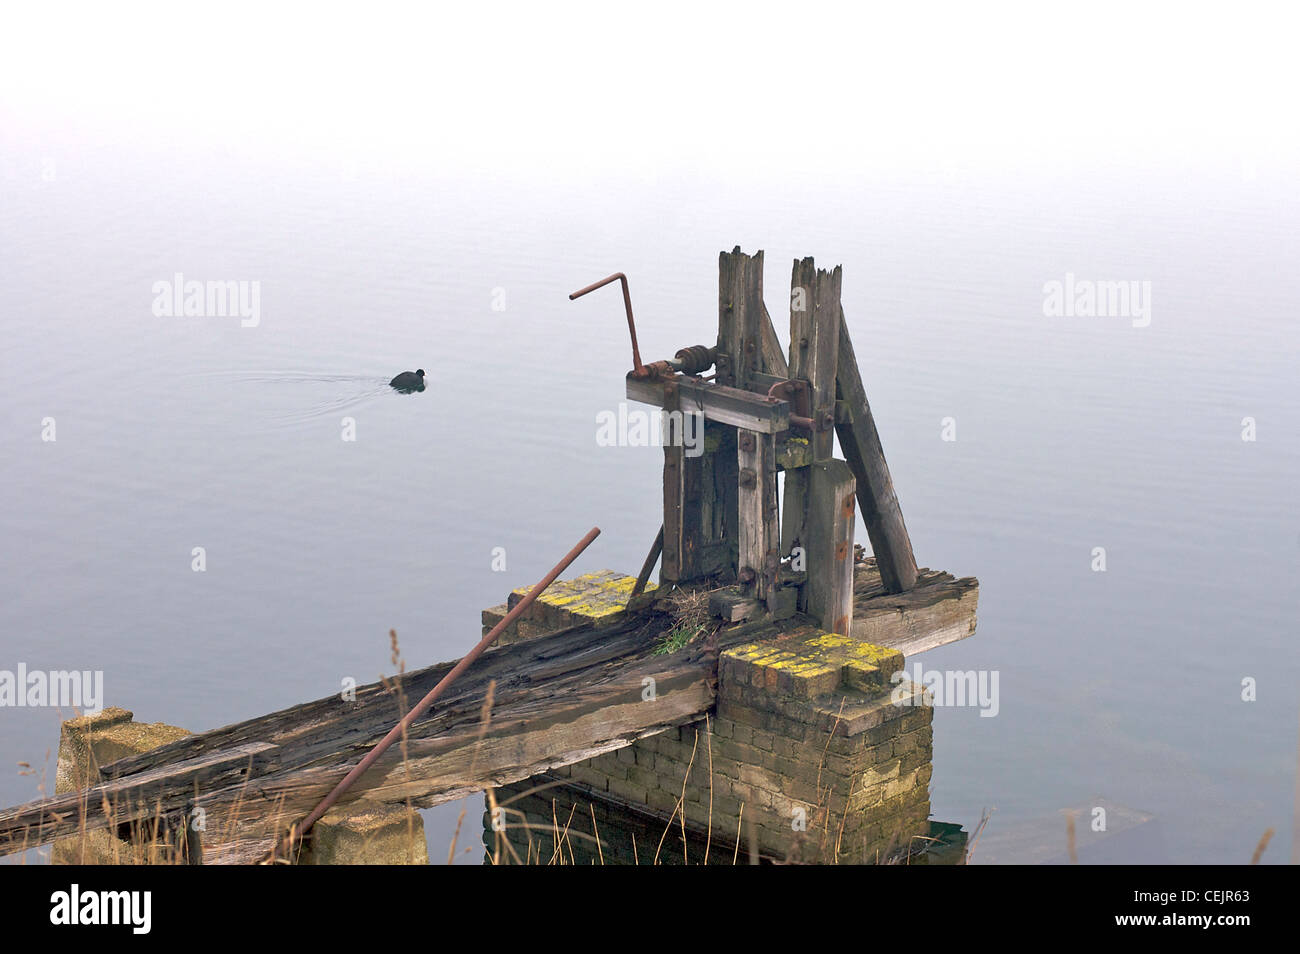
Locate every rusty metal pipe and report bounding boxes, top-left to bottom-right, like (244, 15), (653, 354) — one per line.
(630, 525), (664, 599)
(262, 526), (602, 863)
(569, 273), (644, 375)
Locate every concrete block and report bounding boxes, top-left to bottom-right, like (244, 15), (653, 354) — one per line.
(303, 803), (428, 865)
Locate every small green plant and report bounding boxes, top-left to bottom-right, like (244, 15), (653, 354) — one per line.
(653, 619), (706, 656)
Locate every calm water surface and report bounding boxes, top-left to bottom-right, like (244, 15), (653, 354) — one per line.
(1, 144), (1296, 863)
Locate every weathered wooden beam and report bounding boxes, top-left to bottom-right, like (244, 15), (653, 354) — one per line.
(705, 420), (739, 577)
(717, 247), (765, 390)
(781, 259), (843, 582)
(736, 428), (779, 607)
(835, 308), (918, 593)
(626, 374), (789, 434)
(852, 561), (978, 655)
(804, 459), (857, 635)
(661, 380), (701, 581)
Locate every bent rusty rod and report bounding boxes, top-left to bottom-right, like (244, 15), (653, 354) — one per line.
(569, 272), (644, 375)
(263, 525), (602, 863)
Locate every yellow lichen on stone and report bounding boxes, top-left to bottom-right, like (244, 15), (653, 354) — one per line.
(512, 570), (653, 621)
(722, 627), (906, 699)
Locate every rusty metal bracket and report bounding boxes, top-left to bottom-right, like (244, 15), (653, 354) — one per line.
(767, 379), (828, 432)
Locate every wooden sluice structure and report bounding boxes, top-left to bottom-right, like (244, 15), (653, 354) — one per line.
(0, 248), (978, 864)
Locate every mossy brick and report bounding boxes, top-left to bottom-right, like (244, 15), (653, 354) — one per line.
(615, 746), (636, 766)
(499, 570), (655, 642)
(724, 630), (906, 702)
(632, 746), (656, 769)
(606, 777), (649, 805)
(625, 765), (660, 791)
(773, 774), (830, 806)
(900, 707), (932, 732)
(849, 782), (886, 812)
(877, 787), (930, 820)
(892, 725), (933, 756)
(716, 699), (783, 732)
(649, 751), (686, 778)
(711, 794), (744, 819)
(645, 788), (679, 814)
(569, 765), (610, 791)
(882, 769), (920, 801)
(898, 748), (931, 776)
(710, 738), (746, 764)
(841, 661), (887, 693)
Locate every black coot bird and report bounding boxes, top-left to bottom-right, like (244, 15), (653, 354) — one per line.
(389, 369), (425, 392)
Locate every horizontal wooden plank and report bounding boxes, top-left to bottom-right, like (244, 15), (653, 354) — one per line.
(851, 560), (979, 655)
(626, 375), (790, 434)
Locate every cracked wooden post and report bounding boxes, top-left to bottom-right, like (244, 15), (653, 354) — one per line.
(782, 258), (853, 633)
(717, 246), (765, 392)
(715, 246), (768, 582)
(805, 460), (857, 635)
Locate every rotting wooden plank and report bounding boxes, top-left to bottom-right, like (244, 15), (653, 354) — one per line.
(851, 560), (979, 655)
(836, 307), (919, 593)
(736, 428), (779, 608)
(626, 375), (789, 435)
(803, 459), (856, 634)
